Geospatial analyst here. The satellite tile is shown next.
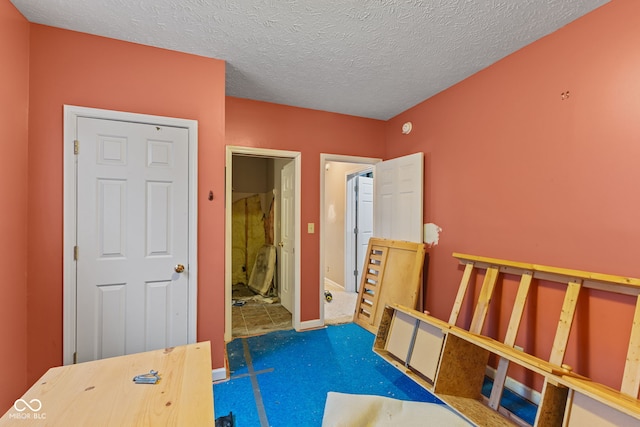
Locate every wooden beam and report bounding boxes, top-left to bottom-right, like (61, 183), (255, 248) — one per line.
(621, 294), (640, 398)
(453, 252), (640, 294)
(488, 272), (533, 409)
(449, 262), (474, 325)
(549, 280), (581, 366)
(469, 266), (499, 334)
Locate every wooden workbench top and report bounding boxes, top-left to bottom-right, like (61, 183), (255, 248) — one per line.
(0, 342), (214, 426)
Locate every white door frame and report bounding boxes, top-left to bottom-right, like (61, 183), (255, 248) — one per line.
(320, 154), (380, 325)
(63, 105), (199, 365)
(225, 146), (302, 341)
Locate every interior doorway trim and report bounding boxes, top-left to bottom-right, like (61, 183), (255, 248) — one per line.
(319, 154), (380, 325)
(225, 146), (302, 342)
(62, 105), (199, 365)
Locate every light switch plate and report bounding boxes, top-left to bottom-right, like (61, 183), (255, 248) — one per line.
(307, 223), (315, 233)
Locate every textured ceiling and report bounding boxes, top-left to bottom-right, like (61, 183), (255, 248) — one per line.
(11, 0), (608, 120)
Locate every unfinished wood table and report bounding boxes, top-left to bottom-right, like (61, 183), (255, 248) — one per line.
(0, 342), (214, 426)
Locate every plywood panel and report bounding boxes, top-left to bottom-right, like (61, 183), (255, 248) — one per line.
(409, 321), (445, 382)
(534, 380), (567, 427)
(385, 310), (417, 364)
(435, 334), (489, 398)
(566, 391), (638, 427)
(0, 343), (214, 426)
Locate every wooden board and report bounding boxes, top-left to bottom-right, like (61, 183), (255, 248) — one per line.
(449, 262), (475, 325)
(354, 238), (426, 333)
(621, 294), (640, 398)
(469, 266), (499, 334)
(0, 342), (214, 426)
(489, 272), (532, 410)
(549, 280), (581, 366)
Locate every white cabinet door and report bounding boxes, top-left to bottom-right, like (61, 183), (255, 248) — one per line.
(76, 117), (190, 362)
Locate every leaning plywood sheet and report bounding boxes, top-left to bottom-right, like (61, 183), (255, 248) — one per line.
(248, 245), (276, 296)
(354, 238), (426, 334)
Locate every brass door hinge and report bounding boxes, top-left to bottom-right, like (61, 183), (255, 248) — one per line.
(74, 140), (79, 155)
(73, 246), (79, 260)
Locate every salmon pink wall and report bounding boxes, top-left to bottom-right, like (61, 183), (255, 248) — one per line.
(0, 0), (29, 413)
(225, 97), (386, 320)
(27, 25), (226, 382)
(386, 0), (640, 389)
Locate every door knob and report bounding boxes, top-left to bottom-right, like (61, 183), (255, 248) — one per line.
(278, 242), (284, 247)
(175, 264), (185, 273)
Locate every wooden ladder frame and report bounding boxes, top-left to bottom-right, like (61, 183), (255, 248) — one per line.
(353, 238), (426, 334)
(373, 252), (640, 426)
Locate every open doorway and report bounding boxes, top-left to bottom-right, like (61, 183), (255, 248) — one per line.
(225, 147), (301, 342)
(320, 154), (380, 326)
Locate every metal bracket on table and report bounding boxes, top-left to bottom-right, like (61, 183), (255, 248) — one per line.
(133, 370), (160, 384)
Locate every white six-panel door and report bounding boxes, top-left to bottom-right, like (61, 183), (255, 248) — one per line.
(374, 153), (424, 243)
(355, 175), (374, 290)
(279, 160), (295, 313)
(76, 117), (190, 362)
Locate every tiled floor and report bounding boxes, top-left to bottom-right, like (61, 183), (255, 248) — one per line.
(232, 300), (292, 337)
(230, 281), (356, 337)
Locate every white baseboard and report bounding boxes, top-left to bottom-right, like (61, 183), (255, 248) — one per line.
(485, 366), (541, 405)
(298, 319), (324, 331)
(212, 366), (227, 382)
(324, 277), (344, 291)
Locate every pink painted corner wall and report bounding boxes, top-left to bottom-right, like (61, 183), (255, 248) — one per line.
(0, 0), (29, 413)
(386, 0), (640, 389)
(225, 97), (386, 320)
(27, 25), (226, 383)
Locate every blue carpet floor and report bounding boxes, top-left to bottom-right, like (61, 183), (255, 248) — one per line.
(213, 323), (441, 426)
(214, 323), (539, 426)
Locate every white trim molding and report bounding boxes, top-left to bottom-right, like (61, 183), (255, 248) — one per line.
(299, 319), (324, 331)
(212, 367), (228, 383)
